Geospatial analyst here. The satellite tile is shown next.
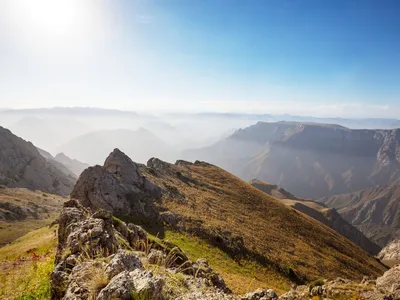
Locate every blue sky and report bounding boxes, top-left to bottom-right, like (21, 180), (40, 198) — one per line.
(0, 0), (399, 117)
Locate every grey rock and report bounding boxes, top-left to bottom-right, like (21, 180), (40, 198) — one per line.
(105, 250), (143, 279)
(378, 239), (400, 261)
(97, 269), (164, 300)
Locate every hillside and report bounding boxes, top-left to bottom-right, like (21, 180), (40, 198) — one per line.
(183, 121), (400, 198)
(58, 128), (177, 165)
(320, 184), (400, 247)
(70, 149), (387, 291)
(0, 187), (65, 246)
(250, 180), (381, 255)
(0, 126), (76, 196)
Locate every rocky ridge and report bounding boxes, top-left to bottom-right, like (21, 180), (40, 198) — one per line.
(51, 199), (400, 300)
(0, 126), (75, 196)
(69, 148), (387, 289)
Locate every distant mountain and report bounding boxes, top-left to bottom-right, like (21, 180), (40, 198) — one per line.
(54, 153), (89, 177)
(250, 179), (381, 255)
(184, 121), (400, 198)
(8, 116), (92, 152)
(0, 126), (75, 195)
(320, 184), (400, 247)
(58, 128), (177, 165)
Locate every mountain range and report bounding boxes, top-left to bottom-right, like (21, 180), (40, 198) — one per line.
(184, 121), (400, 198)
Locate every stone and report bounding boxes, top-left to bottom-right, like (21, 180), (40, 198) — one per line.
(96, 269), (164, 300)
(105, 250), (143, 279)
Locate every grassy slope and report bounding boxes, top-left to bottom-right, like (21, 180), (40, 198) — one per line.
(143, 161), (387, 288)
(0, 187), (65, 246)
(0, 226), (57, 299)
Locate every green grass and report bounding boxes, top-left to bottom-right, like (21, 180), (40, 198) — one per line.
(164, 230), (291, 294)
(0, 226), (57, 299)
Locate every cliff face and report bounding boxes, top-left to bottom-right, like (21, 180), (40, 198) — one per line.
(0, 126), (75, 196)
(320, 183), (400, 247)
(184, 122), (400, 198)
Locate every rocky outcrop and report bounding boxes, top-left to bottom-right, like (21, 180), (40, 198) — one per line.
(70, 149), (162, 223)
(378, 239), (400, 261)
(0, 126), (75, 195)
(51, 199), (241, 300)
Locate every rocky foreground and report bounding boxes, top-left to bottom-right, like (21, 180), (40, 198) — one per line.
(51, 199), (400, 300)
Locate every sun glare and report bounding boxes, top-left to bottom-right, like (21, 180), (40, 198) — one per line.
(4, 0), (105, 49)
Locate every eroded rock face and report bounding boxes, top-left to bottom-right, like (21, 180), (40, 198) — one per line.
(378, 239), (400, 261)
(70, 149), (162, 222)
(0, 126), (75, 195)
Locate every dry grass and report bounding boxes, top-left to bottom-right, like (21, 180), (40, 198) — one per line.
(141, 161), (387, 288)
(0, 187), (65, 246)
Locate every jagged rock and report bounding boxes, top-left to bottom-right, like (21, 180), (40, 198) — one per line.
(97, 269), (164, 300)
(242, 288), (278, 300)
(148, 249), (165, 265)
(70, 149), (162, 221)
(188, 259), (230, 293)
(376, 264), (400, 298)
(105, 250), (143, 279)
(64, 261), (108, 300)
(378, 239), (400, 261)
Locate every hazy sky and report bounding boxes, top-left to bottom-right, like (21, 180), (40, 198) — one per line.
(0, 0), (399, 117)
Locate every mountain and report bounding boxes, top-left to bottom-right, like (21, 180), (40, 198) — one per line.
(0, 126), (76, 195)
(70, 148), (386, 290)
(53, 153), (89, 177)
(250, 179), (381, 255)
(184, 121), (400, 198)
(58, 128), (177, 165)
(320, 184), (400, 247)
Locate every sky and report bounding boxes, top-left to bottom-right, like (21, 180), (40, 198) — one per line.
(0, 0), (399, 117)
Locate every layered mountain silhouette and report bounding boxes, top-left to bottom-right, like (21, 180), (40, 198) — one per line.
(184, 121), (400, 198)
(58, 128), (177, 165)
(70, 148), (387, 283)
(0, 126), (75, 195)
(249, 179), (381, 255)
(320, 183), (400, 247)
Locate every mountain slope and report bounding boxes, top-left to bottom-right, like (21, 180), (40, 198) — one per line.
(184, 121), (400, 198)
(250, 179), (381, 255)
(320, 184), (400, 247)
(0, 126), (75, 196)
(0, 187), (64, 246)
(58, 128), (177, 165)
(70, 149), (387, 288)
